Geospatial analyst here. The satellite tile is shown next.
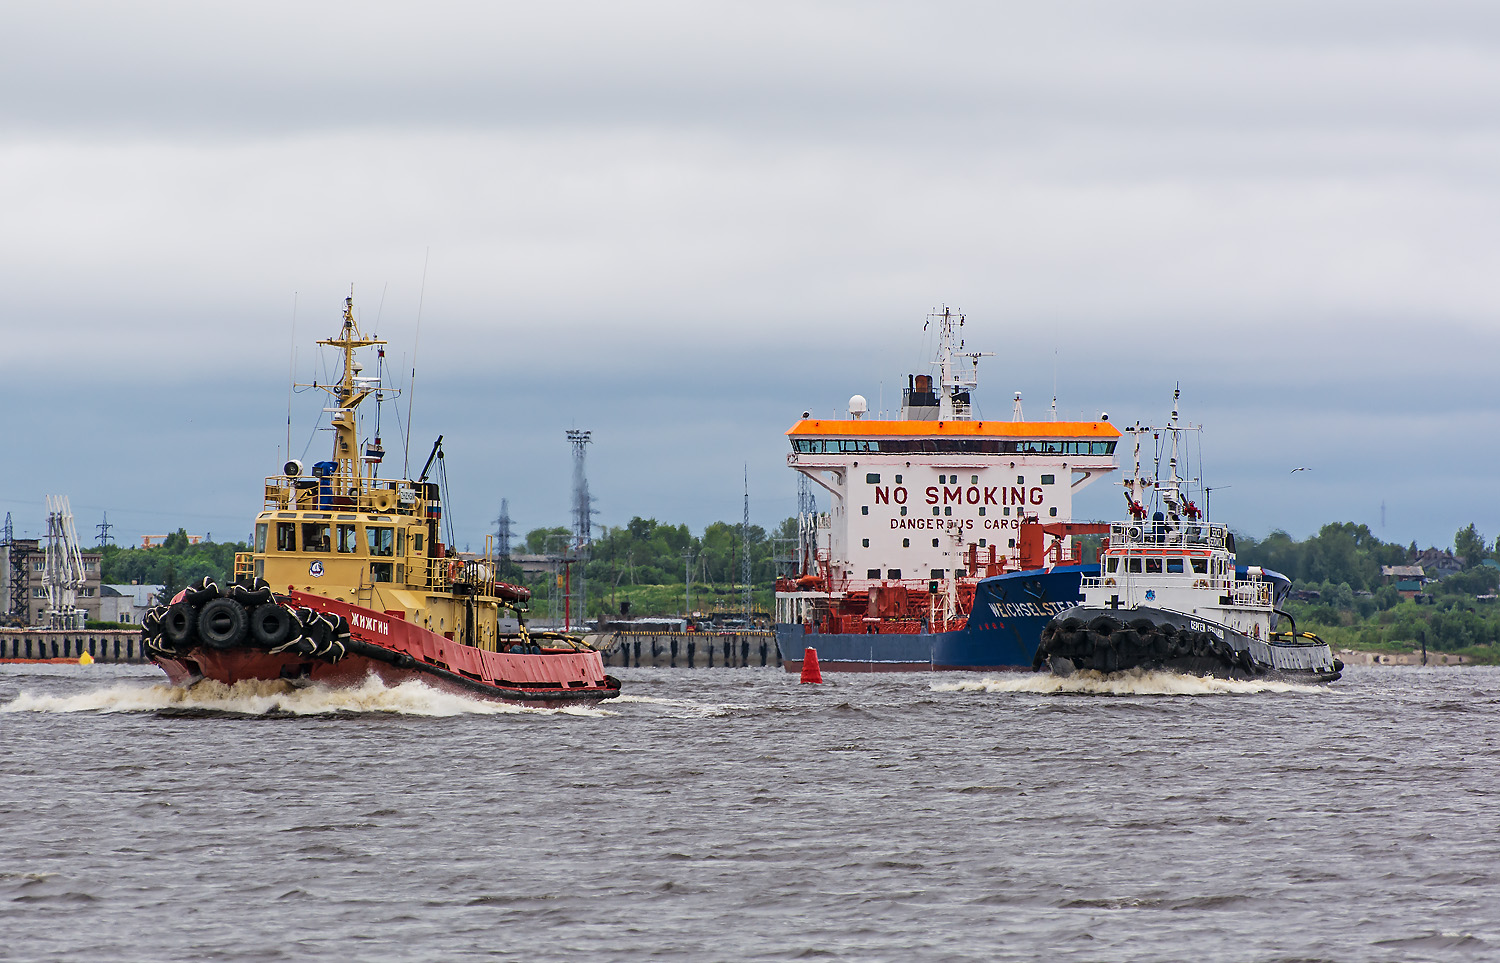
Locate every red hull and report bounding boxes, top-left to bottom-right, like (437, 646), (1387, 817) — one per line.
(154, 591), (619, 708)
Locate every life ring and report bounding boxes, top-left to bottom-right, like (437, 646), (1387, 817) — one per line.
(447, 559), (462, 582)
(1193, 579), (1208, 589)
(372, 490), (396, 512)
(1104, 578), (1116, 587)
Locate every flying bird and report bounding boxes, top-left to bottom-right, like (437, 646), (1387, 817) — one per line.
(1290, 467), (1310, 473)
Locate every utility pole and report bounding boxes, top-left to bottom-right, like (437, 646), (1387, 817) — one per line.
(566, 430), (596, 630)
(682, 547), (695, 618)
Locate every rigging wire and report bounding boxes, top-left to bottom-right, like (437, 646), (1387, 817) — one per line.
(404, 248), (430, 477)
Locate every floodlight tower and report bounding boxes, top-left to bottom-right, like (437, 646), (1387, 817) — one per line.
(565, 429), (597, 631)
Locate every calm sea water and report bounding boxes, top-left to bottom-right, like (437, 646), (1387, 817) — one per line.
(2, 662), (1498, 962)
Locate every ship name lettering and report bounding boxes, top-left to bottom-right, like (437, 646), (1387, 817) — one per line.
(350, 612), (389, 635)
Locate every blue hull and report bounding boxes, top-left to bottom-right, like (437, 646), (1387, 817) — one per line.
(776, 565), (1095, 672)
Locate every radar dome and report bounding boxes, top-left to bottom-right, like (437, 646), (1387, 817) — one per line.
(848, 394), (868, 418)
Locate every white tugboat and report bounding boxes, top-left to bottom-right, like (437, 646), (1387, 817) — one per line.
(1034, 389), (1342, 682)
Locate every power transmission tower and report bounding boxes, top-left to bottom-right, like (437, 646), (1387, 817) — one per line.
(494, 498), (513, 559)
(96, 512), (115, 547)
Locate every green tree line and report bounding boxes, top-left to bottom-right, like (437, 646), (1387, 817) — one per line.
(1237, 521), (1500, 657)
(96, 530), (249, 603)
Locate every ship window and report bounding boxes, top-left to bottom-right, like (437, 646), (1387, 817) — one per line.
(276, 523), (296, 552)
(862, 539), (870, 547)
(397, 529), (406, 556)
(337, 524), (358, 553)
(1167, 558), (1184, 574)
(899, 506), (907, 516)
(895, 475), (902, 484)
(903, 539), (910, 548)
(302, 523), (331, 552)
(888, 569), (901, 579)
(367, 527), (395, 557)
(255, 523), (267, 554)
(1049, 507), (1058, 517)
(1106, 558), (1119, 573)
(253, 558), (264, 580)
(862, 506), (869, 515)
(1191, 558), (1208, 575)
(1017, 475), (1024, 484)
(371, 561), (393, 582)
(931, 569), (945, 579)
(867, 569), (880, 579)
(414, 532), (424, 552)
(866, 473), (879, 484)
(978, 507), (985, 516)
(396, 564), (405, 583)
(933, 507), (940, 516)
(944, 506), (952, 516)
(939, 474), (947, 484)
(1003, 507), (1010, 516)
(1128, 558), (1142, 573)
(971, 475), (978, 485)
(1145, 558), (1162, 574)
(979, 539), (986, 547)
(932, 539), (940, 547)
(1008, 539), (1015, 548)
(1041, 474), (1055, 485)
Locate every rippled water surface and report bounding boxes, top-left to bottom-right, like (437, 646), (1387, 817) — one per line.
(3, 662), (1499, 962)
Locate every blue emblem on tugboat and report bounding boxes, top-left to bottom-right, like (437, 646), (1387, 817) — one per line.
(1144, 589), (1155, 600)
(309, 560), (324, 577)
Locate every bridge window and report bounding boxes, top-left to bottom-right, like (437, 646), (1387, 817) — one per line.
(1191, 558), (1208, 575)
(302, 523), (331, 552)
(1128, 558), (1142, 573)
(371, 562), (393, 583)
(367, 527), (395, 557)
(1106, 558), (1119, 573)
(255, 523), (267, 553)
(1167, 558), (1184, 574)
(1145, 558), (1162, 574)
(276, 523), (296, 552)
(337, 524), (359, 553)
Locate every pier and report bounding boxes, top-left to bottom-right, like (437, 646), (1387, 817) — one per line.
(590, 630), (780, 669)
(1, 629), (149, 663)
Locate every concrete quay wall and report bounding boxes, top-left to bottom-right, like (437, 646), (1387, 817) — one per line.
(1, 629), (148, 663)
(590, 631), (781, 669)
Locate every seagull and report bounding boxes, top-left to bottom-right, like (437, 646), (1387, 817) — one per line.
(1290, 467), (1310, 473)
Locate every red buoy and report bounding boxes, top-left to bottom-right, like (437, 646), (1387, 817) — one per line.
(800, 647), (823, 684)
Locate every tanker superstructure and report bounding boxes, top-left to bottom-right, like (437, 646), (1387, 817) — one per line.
(774, 309), (1121, 672)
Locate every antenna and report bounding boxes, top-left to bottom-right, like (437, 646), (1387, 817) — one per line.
(287, 291), (298, 459)
(404, 247), (430, 475)
(743, 464), (752, 626)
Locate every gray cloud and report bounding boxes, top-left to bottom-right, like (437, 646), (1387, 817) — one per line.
(3, 1), (1498, 552)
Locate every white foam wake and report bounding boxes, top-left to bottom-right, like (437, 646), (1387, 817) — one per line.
(0, 674), (616, 717)
(933, 667), (1329, 697)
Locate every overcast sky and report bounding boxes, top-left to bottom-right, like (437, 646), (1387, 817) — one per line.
(3, 1), (1499, 553)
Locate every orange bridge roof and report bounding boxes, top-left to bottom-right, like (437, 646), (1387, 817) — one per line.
(786, 419), (1121, 439)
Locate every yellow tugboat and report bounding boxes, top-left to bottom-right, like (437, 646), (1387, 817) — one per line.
(141, 295), (620, 706)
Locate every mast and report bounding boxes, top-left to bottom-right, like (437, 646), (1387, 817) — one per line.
(930, 306), (991, 421)
(308, 294), (390, 494)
